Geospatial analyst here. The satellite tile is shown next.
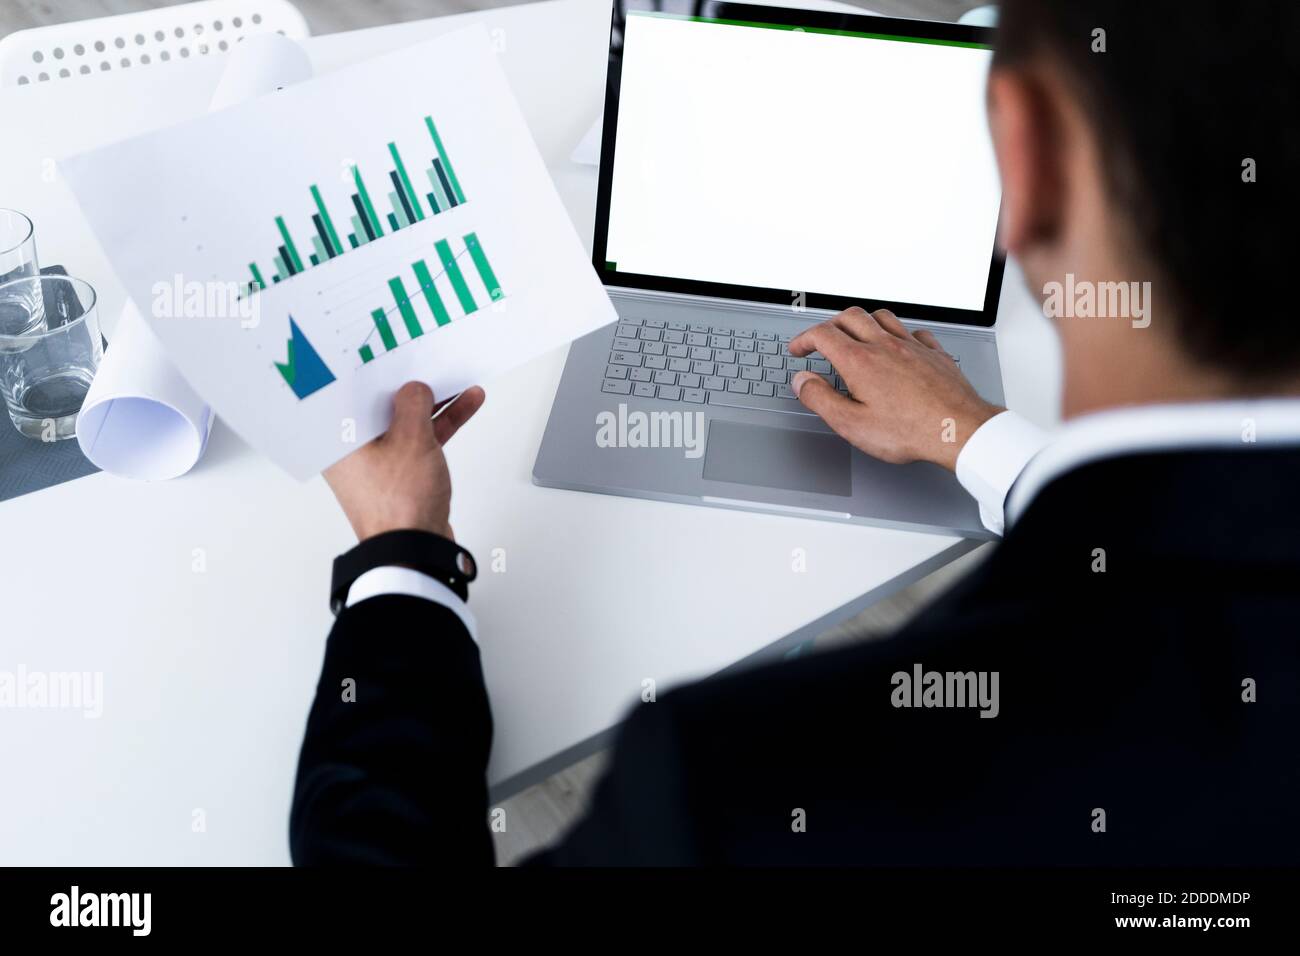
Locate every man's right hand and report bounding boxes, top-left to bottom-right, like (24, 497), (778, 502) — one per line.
(788, 307), (1002, 471)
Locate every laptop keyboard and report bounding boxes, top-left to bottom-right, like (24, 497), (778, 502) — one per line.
(600, 316), (847, 415)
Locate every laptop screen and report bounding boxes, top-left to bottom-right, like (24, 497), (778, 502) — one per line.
(593, 2), (1004, 326)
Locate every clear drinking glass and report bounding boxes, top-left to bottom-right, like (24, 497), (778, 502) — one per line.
(0, 210), (41, 335)
(0, 275), (101, 441)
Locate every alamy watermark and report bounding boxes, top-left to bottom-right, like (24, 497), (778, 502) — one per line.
(596, 403), (705, 459)
(151, 274), (260, 328)
(0, 666), (103, 718)
(891, 663), (999, 718)
(1043, 273), (1151, 328)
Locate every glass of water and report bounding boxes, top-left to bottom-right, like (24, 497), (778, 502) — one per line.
(0, 275), (101, 441)
(0, 210), (41, 335)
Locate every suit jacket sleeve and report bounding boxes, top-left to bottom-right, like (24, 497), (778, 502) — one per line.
(290, 594), (495, 866)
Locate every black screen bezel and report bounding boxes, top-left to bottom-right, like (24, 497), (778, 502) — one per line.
(591, 1), (1005, 327)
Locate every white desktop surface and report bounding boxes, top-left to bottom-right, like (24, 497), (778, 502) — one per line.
(0, 0), (1058, 864)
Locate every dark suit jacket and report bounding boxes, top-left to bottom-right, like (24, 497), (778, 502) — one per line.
(290, 448), (1300, 865)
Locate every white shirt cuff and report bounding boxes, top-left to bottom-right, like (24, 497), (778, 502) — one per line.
(955, 410), (1051, 536)
(345, 565), (478, 644)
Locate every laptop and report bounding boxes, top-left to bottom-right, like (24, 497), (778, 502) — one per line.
(534, 1), (1006, 539)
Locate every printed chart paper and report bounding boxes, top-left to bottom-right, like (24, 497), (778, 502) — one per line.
(62, 25), (615, 478)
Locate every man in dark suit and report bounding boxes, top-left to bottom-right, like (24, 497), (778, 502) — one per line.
(290, 0), (1299, 865)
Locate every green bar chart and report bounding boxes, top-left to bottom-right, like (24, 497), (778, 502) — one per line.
(356, 231), (503, 365)
(246, 115), (469, 295)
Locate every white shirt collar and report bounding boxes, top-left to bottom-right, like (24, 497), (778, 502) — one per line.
(1006, 398), (1300, 527)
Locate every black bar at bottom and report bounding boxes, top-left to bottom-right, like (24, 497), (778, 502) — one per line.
(278, 244), (297, 276)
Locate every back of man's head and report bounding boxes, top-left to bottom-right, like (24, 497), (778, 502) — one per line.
(994, 0), (1297, 383)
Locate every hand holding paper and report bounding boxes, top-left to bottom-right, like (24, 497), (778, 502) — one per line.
(64, 25), (615, 479)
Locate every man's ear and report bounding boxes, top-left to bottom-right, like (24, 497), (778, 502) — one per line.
(986, 67), (1064, 258)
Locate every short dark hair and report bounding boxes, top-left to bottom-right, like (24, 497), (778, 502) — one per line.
(994, 1), (1297, 382)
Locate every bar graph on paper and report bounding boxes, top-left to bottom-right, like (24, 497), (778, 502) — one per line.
(246, 115), (468, 293)
(355, 231), (504, 367)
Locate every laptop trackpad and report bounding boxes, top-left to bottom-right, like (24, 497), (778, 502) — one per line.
(703, 421), (852, 497)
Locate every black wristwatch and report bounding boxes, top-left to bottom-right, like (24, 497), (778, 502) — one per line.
(330, 530), (477, 615)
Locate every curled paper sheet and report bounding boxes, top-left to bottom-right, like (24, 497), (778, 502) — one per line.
(77, 299), (214, 480)
(74, 33), (314, 479)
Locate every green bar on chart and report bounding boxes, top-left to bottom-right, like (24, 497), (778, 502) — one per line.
(425, 116), (466, 203)
(388, 192), (410, 229)
(359, 344), (375, 364)
(425, 168), (451, 213)
(309, 253), (320, 267)
(435, 239), (477, 315)
(273, 254), (289, 282)
(353, 165), (384, 238)
(311, 235), (329, 267)
(310, 184), (344, 259)
(275, 216), (304, 273)
(371, 308), (398, 351)
(348, 234), (359, 249)
(464, 232), (503, 300)
(387, 212), (400, 233)
(249, 263), (266, 290)
(349, 215), (370, 246)
(388, 142), (424, 221)
(388, 277), (424, 339)
(412, 260), (451, 327)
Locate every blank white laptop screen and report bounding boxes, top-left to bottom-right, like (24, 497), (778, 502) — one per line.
(604, 11), (1002, 313)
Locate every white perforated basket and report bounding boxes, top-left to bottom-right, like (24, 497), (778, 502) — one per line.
(0, 0), (309, 87)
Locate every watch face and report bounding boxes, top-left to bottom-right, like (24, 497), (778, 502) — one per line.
(455, 549), (476, 580)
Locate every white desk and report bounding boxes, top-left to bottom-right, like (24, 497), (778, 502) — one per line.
(0, 0), (1059, 864)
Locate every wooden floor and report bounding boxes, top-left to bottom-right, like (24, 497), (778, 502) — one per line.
(4, 0), (988, 865)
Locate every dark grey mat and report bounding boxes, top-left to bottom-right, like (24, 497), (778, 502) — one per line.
(0, 265), (102, 503)
(0, 419), (99, 502)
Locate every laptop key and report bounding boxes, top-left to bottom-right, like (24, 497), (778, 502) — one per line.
(638, 327), (663, 341)
(776, 384), (797, 400)
(679, 373), (701, 388)
(621, 316), (644, 326)
(733, 328), (754, 338)
(758, 341), (779, 355)
(717, 364), (740, 379)
(653, 370), (677, 385)
(668, 358), (691, 373)
(658, 385), (682, 401)
(663, 330), (685, 344)
(726, 379), (750, 394)
(645, 355), (667, 370)
(690, 346), (712, 361)
(757, 331), (776, 341)
(610, 351), (642, 366)
(630, 367), (653, 382)
(738, 353), (760, 367)
(765, 369), (787, 384)
(810, 359), (832, 374)
(741, 366), (763, 381)
(710, 335), (731, 349)
(646, 319), (666, 329)
(733, 339), (755, 352)
(643, 341), (666, 355)
(634, 382), (657, 398)
(693, 361), (716, 375)
(666, 321), (688, 331)
(667, 344), (689, 359)
(686, 332), (708, 346)
(753, 382), (776, 397)
(602, 379), (632, 395)
(683, 388), (706, 404)
(715, 349), (737, 364)
(605, 365), (629, 379)
(612, 337), (641, 352)
(615, 323), (640, 338)
(703, 375), (725, 390)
